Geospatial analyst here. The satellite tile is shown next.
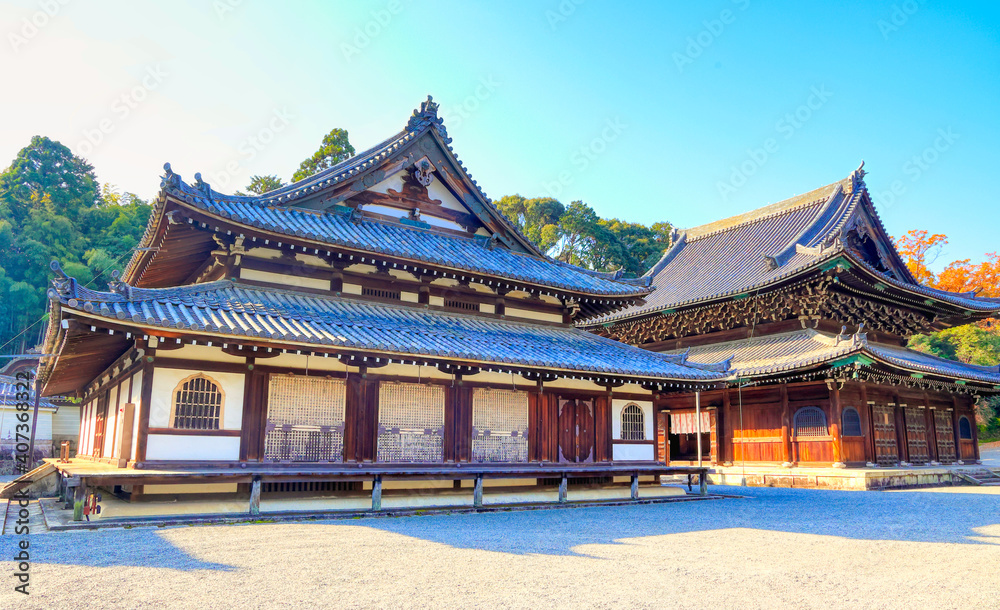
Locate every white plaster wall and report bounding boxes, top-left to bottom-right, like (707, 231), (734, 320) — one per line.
(171, 344), (246, 364)
(0, 408), (52, 443)
(544, 378), (605, 392)
(265, 352), (348, 372)
(464, 371), (536, 389)
(51, 405), (80, 437)
(240, 267), (330, 291)
(504, 307), (563, 323)
(103, 383), (120, 458)
(613, 443), (655, 461)
(145, 434), (241, 461)
(612, 399), (654, 440)
(149, 368), (245, 430)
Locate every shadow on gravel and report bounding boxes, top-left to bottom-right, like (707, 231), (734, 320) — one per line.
(0, 529), (237, 571)
(352, 486), (1000, 556)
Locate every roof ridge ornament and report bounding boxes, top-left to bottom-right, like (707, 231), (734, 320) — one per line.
(161, 162), (181, 190)
(850, 160), (866, 193)
(193, 172), (213, 199)
(49, 260), (77, 299)
(407, 95), (451, 143)
(108, 269), (132, 299)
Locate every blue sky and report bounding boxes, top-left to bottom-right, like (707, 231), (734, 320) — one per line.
(2, 0), (996, 270)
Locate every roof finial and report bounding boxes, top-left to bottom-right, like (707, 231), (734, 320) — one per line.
(851, 160), (866, 192)
(407, 95), (450, 142)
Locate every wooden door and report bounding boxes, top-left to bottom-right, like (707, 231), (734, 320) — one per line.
(871, 405), (898, 466)
(904, 408), (929, 465)
(93, 390), (109, 459)
(557, 398), (595, 463)
(934, 411), (956, 463)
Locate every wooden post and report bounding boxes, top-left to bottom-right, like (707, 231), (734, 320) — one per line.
(924, 393), (939, 465)
(722, 389), (732, 465)
(830, 381), (845, 468)
(951, 399), (964, 464)
(859, 383), (875, 466)
(630, 474), (639, 501)
(699, 471), (708, 496)
(558, 473), (567, 503)
(473, 474), (483, 508)
(118, 402), (136, 468)
(372, 475), (383, 511)
(894, 397), (909, 465)
(249, 476), (261, 515)
(695, 391), (703, 468)
(72, 478), (86, 521)
(780, 384), (792, 467)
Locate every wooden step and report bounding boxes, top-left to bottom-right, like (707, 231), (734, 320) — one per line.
(0, 462), (56, 499)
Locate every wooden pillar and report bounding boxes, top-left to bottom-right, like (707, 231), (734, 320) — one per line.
(699, 471), (708, 496)
(951, 400), (964, 464)
(971, 403), (981, 463)
(830, 381), (845, 468)
(656, 410), (669, 464)
(709, 409), (719, 465)
(135, 356), (155, 464)
(249, 477), (261, 515)
(371, 475), (382, 511)
(117, 402), (136, 469)
(780, 384), (792, 466)
(923, 393), (939, 464)
(722, 389), (732, 465)
(558, 473), (567, 503)
(72, 478), (86, 521)
(630, 474), (639, 500)
(473, 474), (483, 508)
(893, 396), (909, 465)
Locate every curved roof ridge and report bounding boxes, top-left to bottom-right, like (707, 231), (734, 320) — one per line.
(685, 179), (848, 242)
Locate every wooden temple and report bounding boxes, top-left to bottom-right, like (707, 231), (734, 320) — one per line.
(586, 165), (1000, 469)
(35, 97), (727, 510)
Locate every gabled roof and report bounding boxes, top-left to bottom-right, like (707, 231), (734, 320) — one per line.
(588, 164), (1000, 324)
(121, 96), (652, 303)
(41, 279), (730, 394)
(668, 329), (1000, 390)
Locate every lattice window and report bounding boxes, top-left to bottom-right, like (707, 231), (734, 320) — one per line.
(472, 388), (528, 462)
(621, 404), (645, 440)
(445, 299), (479, 312)
(170, 374), (224, 430)
(959, 416), (973, 440)
(377, 382), (445, 463)
(264, 375), (346, 462)
(793, 407), (828, 438)
(362, 286), (400, 300)
(842, 407), (863, 437)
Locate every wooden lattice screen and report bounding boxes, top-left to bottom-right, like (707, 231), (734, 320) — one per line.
(264, 375), (346, 462)
(934, 410), (956, 463)
(621, 404), (645, 441)
(171, 375), (223, 430)
(471, 388), (529, 462)
(377, 382), (445, 463)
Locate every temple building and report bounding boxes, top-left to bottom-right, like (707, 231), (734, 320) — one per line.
(585, 165), (1000, 475)
(33, 98), (725, 515)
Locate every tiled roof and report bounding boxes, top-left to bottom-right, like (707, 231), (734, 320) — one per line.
(168, 194), (653, 296)
(128, 96), (652, 299)
(0, 374), (58, 410)
(669, 329), (1000, 386)
(591, 166), (1000, 324)
(50, 280), (727, 382)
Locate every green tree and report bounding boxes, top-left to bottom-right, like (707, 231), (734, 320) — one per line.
(0, 135), (99, 225)
(291, 128), (356, 182)
(241, 174), (284, 195)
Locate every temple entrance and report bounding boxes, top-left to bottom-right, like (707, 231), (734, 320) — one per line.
(871, 405), (898, 466)
(904, 408), (930, 465)
(668, 410), (710, 462)
(557, 397), (594, 463)
(934, 410), (956, 463)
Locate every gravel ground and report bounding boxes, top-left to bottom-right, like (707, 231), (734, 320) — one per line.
(2, 485), (1000, 608)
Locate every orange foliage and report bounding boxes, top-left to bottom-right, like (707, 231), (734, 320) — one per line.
(894, 230), (999, 297)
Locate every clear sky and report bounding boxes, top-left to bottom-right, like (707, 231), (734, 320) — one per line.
(1, 0), (997, 270)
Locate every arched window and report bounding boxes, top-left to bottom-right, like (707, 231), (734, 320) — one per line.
(959, 416), (973, 440)
(793, 407), (828, 438)
(171, 374), (224, 430)
(842, 408), (863, 437)
(621, 404), (645, 441)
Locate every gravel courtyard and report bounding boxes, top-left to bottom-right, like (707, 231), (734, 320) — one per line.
(3, 485), (1000, 609)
